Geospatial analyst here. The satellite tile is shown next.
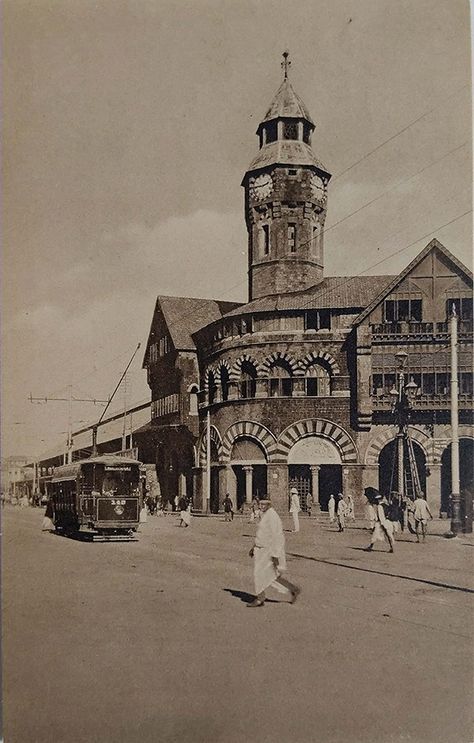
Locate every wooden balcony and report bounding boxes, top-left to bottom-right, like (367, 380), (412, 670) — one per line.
(370, 320), (473, 340)
(371, 392), (473, 411)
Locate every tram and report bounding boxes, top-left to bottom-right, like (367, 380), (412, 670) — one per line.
(50, 455), (142, 539)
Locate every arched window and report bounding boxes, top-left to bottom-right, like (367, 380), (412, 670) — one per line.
(220, 367), (229, 401)
(189, 385), (199, 416)
(207, 371), (217, 405)
(239, 361), (257, 399)
(269, 360), (293, 397)
(305, 363), (330, 396)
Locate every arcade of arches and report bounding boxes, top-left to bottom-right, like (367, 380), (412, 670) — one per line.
(206, 432), (349, 514)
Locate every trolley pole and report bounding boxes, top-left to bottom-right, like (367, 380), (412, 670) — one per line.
(206, 408), (211, 514)
(450, 305), (461, 535)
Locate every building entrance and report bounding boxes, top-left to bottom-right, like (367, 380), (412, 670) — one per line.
(233, 464), (267, 509)
(287, 435), (343, 512)
(288, 464), (342, 511)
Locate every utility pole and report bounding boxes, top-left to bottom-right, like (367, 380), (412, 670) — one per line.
(450, 305), (461, 535)
(29, 392), (109, 462)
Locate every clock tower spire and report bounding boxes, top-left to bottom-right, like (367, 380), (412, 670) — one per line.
(242, 54), (331, 301)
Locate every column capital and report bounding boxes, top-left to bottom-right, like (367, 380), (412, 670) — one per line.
(310, 465), (321, 473)
(242, 464), (254, 473)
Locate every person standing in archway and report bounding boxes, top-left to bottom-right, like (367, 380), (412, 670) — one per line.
(247, 497), (301, 607)
(336, 493), (347, 532)
(289, 488), (301, 533)
(328, 494), (336, 523)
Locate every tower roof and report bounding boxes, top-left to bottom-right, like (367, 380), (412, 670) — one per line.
(260, 77), (315, 128)
(244, 139), (329, 177)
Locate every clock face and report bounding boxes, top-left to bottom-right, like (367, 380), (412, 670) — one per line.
(310, 173), (326, 202)
(249, 173), (273, 201)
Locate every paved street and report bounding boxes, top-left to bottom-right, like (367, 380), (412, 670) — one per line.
(3, 505), (474, 743)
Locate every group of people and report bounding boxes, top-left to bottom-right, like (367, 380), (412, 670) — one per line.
(364, 487), (433, 552)
(327, 492), (355, 532)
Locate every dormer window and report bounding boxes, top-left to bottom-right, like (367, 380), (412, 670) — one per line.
(283, 121), (298, 140)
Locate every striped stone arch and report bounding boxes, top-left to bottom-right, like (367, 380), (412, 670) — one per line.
(198, 425), (224, 466)
(203, 366), (217, 391)
(365, 426), (432, 466)
(229, 354), (259, 382)
(259, 351), (301, 377)
(302, 351), (340, 376)
(275, 418), (358, 463)
(214, 359), (231, 375)
(221, 421), (278, 462)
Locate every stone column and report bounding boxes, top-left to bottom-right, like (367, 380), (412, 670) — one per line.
(292, 378), (306, 397)
(178, 473), (187, 498)
(243, 465), (253, 503)
(426, 463), (441, 517)
(267, 464), (288, 513)
(255, 379), (267, 398)
(228, 381), (239, 400)
(310, 465), (320, 510)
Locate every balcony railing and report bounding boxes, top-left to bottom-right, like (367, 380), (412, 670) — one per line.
(371, 392), (473, 411)
(370, 320), (473, 339)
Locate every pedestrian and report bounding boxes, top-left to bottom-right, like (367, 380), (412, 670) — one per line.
(336, 493), (347, 532)
(413, 494), (433, 542)
(139, 500), (148, 523)
(247, 496), (301, 607)
(364, 488), (395, 553)
(249, 496), (260, 522)
(178, 495), (190, 527)
(289, 487), (301, 532)
(42, 497), (54, 531)
(306, 493), (313, 518)
(346, 492), (355, 520)
(365, 501), (376, 530)
(328, 494), (336, 523)
(223, 493), (234, 522)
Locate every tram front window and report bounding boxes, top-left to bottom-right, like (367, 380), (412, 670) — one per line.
(100, 467), (139, 496)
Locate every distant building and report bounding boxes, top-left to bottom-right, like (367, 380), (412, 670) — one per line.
(1, 455), (34, 499)
(143, 58), (473, 515)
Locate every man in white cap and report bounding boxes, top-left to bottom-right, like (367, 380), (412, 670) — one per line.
(289, 487), (301, 533)
(247, 496), (301, 607)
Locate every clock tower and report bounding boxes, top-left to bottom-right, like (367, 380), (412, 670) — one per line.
(242, 53), (331, 301)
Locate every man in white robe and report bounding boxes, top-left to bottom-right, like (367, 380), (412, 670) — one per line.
(247, 498), (301, 607)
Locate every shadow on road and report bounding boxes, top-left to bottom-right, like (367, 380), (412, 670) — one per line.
(223, 588), (279, 604)
(287, 551), (474, 594)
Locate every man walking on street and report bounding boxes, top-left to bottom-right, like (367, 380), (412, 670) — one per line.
(223, 493), (234, 522)
(247, 497), (301, 607)
(413, 495), (433, 542)
(336, 493), (347, 532)
(289, 487), (301, 533)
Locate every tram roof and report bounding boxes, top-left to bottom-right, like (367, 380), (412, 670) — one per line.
(52, 455), (141, 481)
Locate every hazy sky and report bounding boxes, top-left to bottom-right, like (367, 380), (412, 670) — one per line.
(3, 0), (472, 460)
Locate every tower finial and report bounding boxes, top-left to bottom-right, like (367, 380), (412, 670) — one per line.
(281, 50), (291, 80)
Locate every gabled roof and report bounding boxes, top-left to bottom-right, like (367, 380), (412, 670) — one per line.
(353, 239), (473, 326)
(142, 295), (242, 365)
(221, 275), (394, 317)
(260, 79), (314, 127)
(244, 139), (329, 179)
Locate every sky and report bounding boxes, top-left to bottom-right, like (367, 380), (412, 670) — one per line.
(2, 0), (472, 460)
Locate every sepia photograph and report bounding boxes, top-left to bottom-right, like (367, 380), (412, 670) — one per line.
(2, 1), (473, 742)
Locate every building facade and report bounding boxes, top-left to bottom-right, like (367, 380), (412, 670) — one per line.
(143, 63), (473, 516)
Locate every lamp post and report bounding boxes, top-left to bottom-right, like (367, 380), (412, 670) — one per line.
(449, 305), (462, 535)
(389, 350), (419, 500)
